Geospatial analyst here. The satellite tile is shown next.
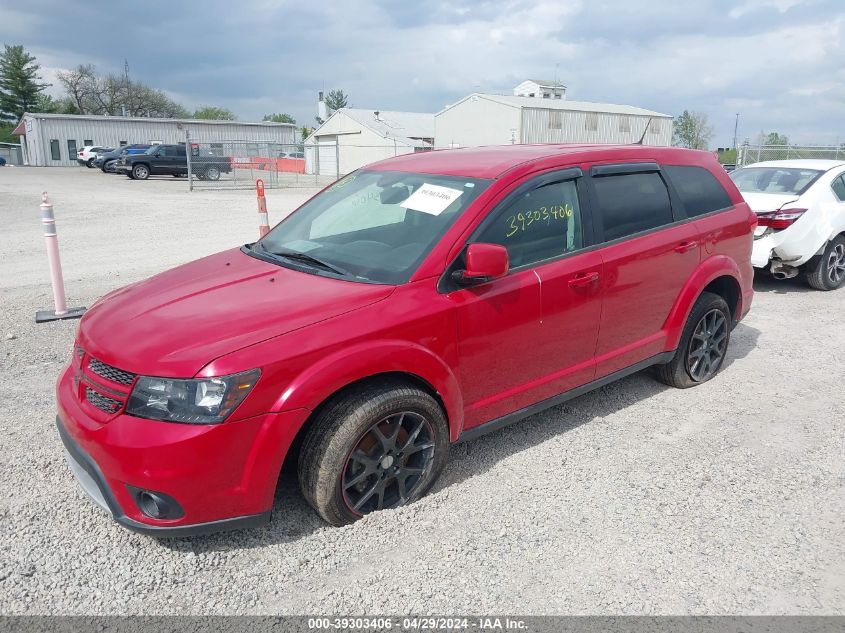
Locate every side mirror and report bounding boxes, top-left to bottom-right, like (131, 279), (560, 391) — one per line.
(453, 243), (509, 286)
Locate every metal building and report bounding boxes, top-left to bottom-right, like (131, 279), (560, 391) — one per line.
(13, 113), (297, 166)
(304, 108), (434, 176)
(435, 93), (673, 148)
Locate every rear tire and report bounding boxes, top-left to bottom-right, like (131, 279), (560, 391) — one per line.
(806, 235), (845, 291)
(298, 382), (449, 526)
(204, 166), (221, 181)
(86, 158), (95, 168)
(132, 164), (149, 180)
(655, 291), (731, 389)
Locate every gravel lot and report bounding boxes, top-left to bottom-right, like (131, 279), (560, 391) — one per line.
(1, 167), (843, 615)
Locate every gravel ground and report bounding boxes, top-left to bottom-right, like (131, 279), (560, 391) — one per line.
(0, 167), (843, 615)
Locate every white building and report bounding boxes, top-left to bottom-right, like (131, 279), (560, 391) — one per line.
(304, 108), (434, 176)
(435, 93), (673, 148)
(13, 113), (297, 166)
(513, 78), (566, 100)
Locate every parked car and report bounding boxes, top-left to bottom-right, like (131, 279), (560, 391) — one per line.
(95, 144), (152, 172)
(77, 146), (112, 168)
(730, 159), (845, 289)
(0, 156), (6, 167)
(57, 145), (755, 535)
(115, 144), (232, 180)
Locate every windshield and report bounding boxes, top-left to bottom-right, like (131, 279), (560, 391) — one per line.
(255, 170), (491, 284)
(730, 167), (822, 195)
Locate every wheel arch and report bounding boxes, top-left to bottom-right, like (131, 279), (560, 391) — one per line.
(280, 370), (451, 475)
(272, 340), (464, 441)
(663, 256), (744, 351)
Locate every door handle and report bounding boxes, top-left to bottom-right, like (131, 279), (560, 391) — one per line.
(568, 271), (601, 289)
(674, 240), (698, 253)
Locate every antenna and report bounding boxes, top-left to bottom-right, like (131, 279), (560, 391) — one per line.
(634, 118), (653, 145)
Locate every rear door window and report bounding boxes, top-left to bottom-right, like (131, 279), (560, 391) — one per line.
(591, 172), (673, 241)
(664, 165), (733, 216)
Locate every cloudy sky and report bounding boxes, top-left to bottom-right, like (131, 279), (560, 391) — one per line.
(2, 0), (843, 146)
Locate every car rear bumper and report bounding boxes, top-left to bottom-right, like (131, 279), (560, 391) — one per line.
(56, 363), (309, 537)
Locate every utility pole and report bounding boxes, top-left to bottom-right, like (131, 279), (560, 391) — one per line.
(122, 59), (130, 117)
(732, 113), (740, 150)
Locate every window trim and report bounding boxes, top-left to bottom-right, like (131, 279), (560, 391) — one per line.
(439, 167), (595, 292)
(587, 163), (685, 246)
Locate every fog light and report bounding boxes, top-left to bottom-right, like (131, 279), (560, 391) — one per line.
(127, 486), (184, 520)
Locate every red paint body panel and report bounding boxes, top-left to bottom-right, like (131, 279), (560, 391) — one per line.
(77, 249), (393, 377)
(56, 144), (754, 531)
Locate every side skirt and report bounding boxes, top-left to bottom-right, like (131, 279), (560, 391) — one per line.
(457, 351), (674, 444)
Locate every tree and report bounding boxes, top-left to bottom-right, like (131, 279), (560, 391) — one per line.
(264, 112), (295, 124)
(324, 89), (348, 111)
(0, 44), (51, 121)
(34, 93), (79, 114)
(300, 125), (313, 140)
(672, 110), (714, 150)
(57, 64), (187, 117)
(764, 131), (789, 146)
(192, 106), (235, 120)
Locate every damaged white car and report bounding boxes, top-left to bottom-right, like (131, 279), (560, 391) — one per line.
(730, 160), (845, 290)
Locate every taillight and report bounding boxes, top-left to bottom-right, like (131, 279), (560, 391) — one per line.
(756, 208), (807, 230)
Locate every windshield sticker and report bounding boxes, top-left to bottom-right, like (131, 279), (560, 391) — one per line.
(328, 174), (356, 191)
(401, 184), (464, 216)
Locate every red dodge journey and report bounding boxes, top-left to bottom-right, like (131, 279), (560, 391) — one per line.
(56, 144), (755, 535)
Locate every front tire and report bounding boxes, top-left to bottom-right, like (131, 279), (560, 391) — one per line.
(655, 291), (731, 389)
(298, 382), (449, 526)
(86, 158), (95, 168)
(132, 164), (150, 180)
(806, 235), (845, 291)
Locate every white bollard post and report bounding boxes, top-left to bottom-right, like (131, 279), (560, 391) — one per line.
(35, 192), (86, 323)
(256, 179), (270, 238)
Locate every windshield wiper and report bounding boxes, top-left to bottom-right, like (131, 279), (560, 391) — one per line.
(258, 243), (350, 277)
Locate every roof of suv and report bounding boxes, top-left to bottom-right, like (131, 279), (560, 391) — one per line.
(366, 144), (714, 179)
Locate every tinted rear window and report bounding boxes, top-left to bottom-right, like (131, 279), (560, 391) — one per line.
(592, 172), (673, 241)
(664, 165), (732, 217)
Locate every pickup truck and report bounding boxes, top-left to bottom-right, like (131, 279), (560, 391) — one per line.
(115, 144), (232, 181)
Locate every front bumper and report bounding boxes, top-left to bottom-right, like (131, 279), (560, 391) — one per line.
(56, 363), (309, 537)
(57, 416), (271, 537)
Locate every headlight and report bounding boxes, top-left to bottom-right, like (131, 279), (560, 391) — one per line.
(126, 369), (260, 424)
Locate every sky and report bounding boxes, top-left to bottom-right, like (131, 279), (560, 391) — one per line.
(1, 0), (843, 146)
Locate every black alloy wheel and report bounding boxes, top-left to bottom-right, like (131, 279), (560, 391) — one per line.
(298, 382), (449, 526)
(342, 411), (435, 515)
(654, 291), (731, 389)
(686, 308), (728, 382)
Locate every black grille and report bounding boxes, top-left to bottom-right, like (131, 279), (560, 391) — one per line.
(86, 387), (122, 414)
(88, 357), (136, 386)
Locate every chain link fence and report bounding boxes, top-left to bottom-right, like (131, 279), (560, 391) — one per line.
(185, 139), (442, 192)
(738, 143), (845, 167)
(186, 140), (336, 190)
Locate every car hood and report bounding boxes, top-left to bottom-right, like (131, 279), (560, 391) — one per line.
(78, 248), (394, 377)
(740, 192), (800, 213)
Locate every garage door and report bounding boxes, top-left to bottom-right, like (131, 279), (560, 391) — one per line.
(317, 138), (338, 177)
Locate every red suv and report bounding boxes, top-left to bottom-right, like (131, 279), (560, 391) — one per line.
(57, 145), (755, 535)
